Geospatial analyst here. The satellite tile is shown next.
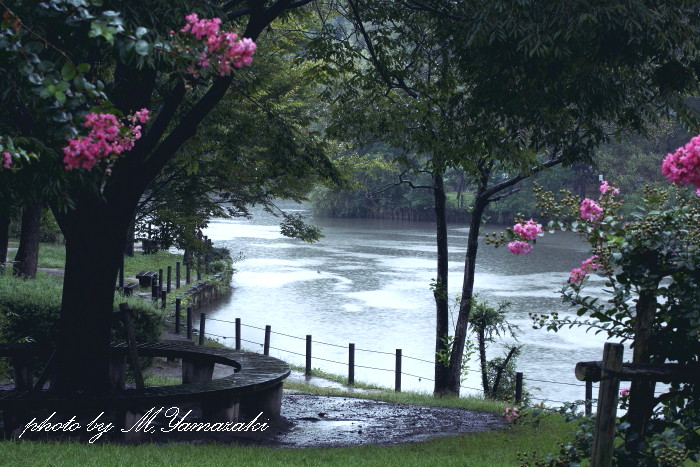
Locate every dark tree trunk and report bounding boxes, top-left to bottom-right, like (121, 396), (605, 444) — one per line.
(625, 287), (659, 451)
(478, 328), (489, 394)
(51, 196), (134, 395)
(0, 212), (9, 265)
(447, 188), (490, 394)
(13, 201), (42, 279)
(124, 222), (135, 257)
(432, 171), (451, 395)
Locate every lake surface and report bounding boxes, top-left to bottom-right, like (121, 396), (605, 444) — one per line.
(204, 203), (614, 405)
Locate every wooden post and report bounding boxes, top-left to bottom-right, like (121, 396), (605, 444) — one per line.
(395, 349), (402, 392)
(264, 325), (271, 356)
(591, 342), (624, 467)
(515, 372), (523, 403)
(187, 306), (193, 340)
(305, 335), (312, 376)
(175, 298), (181, 334)
(235, 318), (241, 350)
(176, 261), (181, 289)
(167, 266), (172, 293)
(161, 290), (166, 309)
(158, 269), (163, 294)
(151, 276), (159, 300)
(186, 263), (191, 284)
(198, 313), (206, 345)
(586, 380), (593, 416)
(348, 343), (355, 385)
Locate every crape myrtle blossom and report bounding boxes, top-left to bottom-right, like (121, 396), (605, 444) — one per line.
(507, 240), (533, 255)
(662, 134), (700, 195)
(580, 198), (603, 221)
(62, 109), (150, 171)
(506, 219), (543, 255)
(2, 151), (10, 169)
(569, 255), (600, 283)
(599, 180), (620, 195)
(179, 13), (256, 77)
(513, 219), (543, 241)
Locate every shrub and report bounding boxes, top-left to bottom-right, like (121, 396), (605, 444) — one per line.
(0, 274), (164, 379)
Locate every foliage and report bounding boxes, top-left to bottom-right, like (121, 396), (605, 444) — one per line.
(500, 138), (700, 465)
(0, 273), (163, 347)
(308, 0), (700, 396)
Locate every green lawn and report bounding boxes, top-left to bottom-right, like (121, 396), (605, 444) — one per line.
(0, 401), (577, 467)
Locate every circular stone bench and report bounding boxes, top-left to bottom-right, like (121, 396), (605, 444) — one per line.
(0, 342), (290, 440)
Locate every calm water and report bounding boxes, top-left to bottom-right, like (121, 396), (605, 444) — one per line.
(203, 203), (614, 405)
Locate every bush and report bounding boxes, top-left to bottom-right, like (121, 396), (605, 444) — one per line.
(0, 274), (164, 379)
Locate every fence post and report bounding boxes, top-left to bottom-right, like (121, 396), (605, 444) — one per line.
(186, 263), (191, 285)
(158, 269), (163, 294)
(167, 266), (172, 293)
(235, 318), (241, 350)
(161, 290), (166, 309)
(591, 342), (624, 467)
(198, 313), (206, 345)
(586, 380), (593, 416)
(395, 349), (402, 392)
(264, 325), (271, 356)
(515, 372), (523, 404)
(151, 276), (159, 301)
(176, 262), (181, 289)
(175, 298), (181, 334)
(186, 306), (193, 340)
(306, 335), (312, 376)
(348, 343), (355, 385)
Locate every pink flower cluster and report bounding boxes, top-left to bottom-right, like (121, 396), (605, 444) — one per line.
(599, 180), (619, 195)
(507, 241), (532, 255)
(662, 134), (700, 195)
(620, 387), (630, 397)
(580, 198), (603, 221)
(507, 219), (543, 255)
(504, 407), (521, 425)
(180, 13), (256, 77)
(2, 151), (10, 169)
(569, 255), (600, 283)
(513, 219), (543, 241)
(62, 109), (149, 171)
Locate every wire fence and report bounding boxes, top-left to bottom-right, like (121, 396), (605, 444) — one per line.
(161, 312), (617, 412)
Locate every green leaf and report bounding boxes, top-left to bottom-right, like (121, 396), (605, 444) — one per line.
(61, 62), (76, 81)
(135, 27), (148, 38)
(54, 91), (66, 104)
(77, 63), (91, 73)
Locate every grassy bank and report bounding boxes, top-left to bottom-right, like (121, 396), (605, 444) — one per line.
(0, 417), (577, 467)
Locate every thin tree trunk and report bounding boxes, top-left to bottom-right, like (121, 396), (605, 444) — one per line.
(432, 171), (451, 395)
(447, 189), (490, 394)
(478, 328), (489, 394)
(13, 201), (42, 279)
(0, 212), (9, 265)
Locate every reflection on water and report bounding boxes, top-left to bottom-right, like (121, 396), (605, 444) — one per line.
(204, 204), (615, 405)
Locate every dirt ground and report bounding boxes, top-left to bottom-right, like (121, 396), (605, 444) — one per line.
(2, 359), (504, 447)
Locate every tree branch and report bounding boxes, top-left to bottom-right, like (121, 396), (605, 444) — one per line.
(488, 187), (521, 204)
(483, 155), (565, 200)
(346, 0), (418, 98)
